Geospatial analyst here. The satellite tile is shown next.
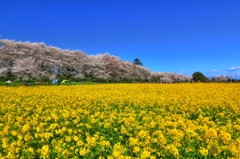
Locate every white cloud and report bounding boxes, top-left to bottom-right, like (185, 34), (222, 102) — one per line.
(212, 69), (220, 73)
(229, 66), (240, 71)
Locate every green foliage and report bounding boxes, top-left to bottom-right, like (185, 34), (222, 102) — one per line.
(192, 71), (207, 82)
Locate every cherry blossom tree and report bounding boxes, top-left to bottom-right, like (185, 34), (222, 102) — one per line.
(150, 72), (192, 83)
(0, 39), (191, 82)
(215, 76), (229, 82)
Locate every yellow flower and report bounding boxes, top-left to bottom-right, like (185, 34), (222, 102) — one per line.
(41, 145), (49, 157)
(1, 84), (240, 158)
(112, 142), (125, 157)
(166, 144), (179, 158)
(51, 113), (59, 122)
(79, 147), (88, 156)
(99, 140), (111, 148)
(11, 130), (18, 136)
(129, 137), (139, 146)
(104, 122), (111, 129)
(62, 127), (67, 132)
(133, 146), (140, 154)
(66, 136), (72, 142)
(24, 133), (32, 142)
(112, 150), (121, 158)
(28, 147), (34, 154)
(44, 132), (53, 140)
(21, 124), (30, 133)
(186, 128), (197, 138)
(68, 128), (73, 134)
(73, 135), (79, 142)
(219, 130), (231, 144)
(141, 149), (151, 159)
(199, 147), (208, 156)
(17, 134), (23, 140)
(2, 138), (9, 149)
(77, 140), (84, 146)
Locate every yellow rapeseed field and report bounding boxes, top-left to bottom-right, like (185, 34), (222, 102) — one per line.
(0, 83), (240, 158)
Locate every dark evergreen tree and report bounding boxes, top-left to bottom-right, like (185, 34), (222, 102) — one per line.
(133, 58), (143, 66)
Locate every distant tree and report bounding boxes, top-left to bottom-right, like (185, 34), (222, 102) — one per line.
(150, 72), (192, 83)
(215, 76), (229, 82)
(210, 76), (216, 82)
(133, 58), (143, 66)
(192, 71), (207, 82)
(226, 76), (231, 82)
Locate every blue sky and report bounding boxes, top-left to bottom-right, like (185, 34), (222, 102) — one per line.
(1, 0), (240, 78)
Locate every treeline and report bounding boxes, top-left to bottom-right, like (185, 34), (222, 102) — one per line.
(0, 39), (192, 83)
